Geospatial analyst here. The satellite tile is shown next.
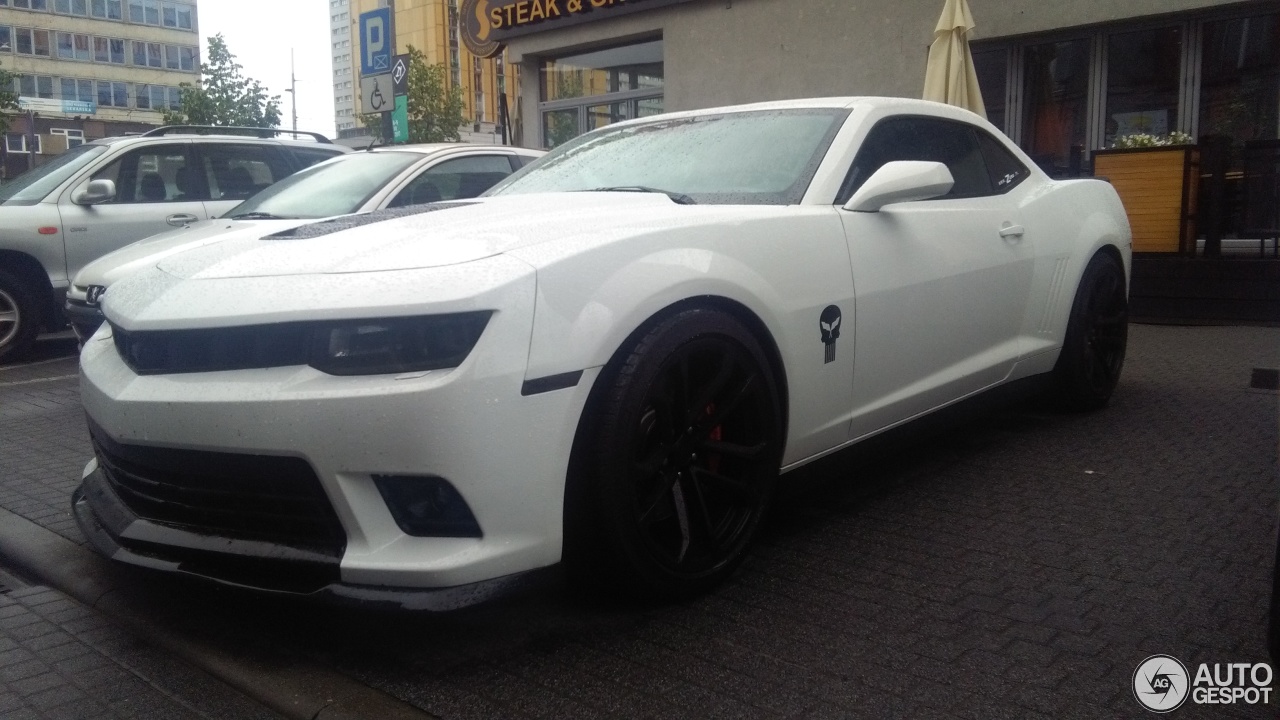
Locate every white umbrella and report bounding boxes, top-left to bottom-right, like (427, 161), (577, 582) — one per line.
(922, 0), (986, 118)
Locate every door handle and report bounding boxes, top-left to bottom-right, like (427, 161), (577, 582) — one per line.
(166, 213), (198, 227)
(999, 224), (1025, 240)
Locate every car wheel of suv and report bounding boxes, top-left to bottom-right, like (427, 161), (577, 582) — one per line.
(1053, 251), (1128, 411)
(0, 268), (42, 365)
(572, 308), (783, 599)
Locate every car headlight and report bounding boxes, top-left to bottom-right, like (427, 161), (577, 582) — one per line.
(111, 311), (492, 376)
(308, 311), (492, 376)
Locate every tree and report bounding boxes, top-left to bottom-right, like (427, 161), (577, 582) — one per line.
(0, 59), (17, 136)
(361, 46), (464, 144)
(163, 34), (281, 128)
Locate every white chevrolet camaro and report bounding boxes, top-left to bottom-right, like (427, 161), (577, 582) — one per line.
(74, 97), (1131, 609)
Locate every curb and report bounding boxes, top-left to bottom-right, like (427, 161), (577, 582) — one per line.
(0, 506), (438, 720)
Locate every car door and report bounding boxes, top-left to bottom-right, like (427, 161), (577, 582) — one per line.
(59, 141), (208, 283)
(383, 153), (520, 208)
(838, 116), (1035, 439)
(194, 143), (296, 219)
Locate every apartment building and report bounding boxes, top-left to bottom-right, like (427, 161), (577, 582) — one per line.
(1, 0), (200, 177)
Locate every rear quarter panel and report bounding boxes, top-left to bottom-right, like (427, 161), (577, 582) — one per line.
(1015, 178), (1132, 374)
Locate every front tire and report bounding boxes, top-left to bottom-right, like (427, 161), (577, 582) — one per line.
(570, 308), (784, 599)
(0, 268), (42, 365)
(1053, 251), (1128, 411)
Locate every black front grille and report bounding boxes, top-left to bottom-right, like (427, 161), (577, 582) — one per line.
(88, 420), (346, 558)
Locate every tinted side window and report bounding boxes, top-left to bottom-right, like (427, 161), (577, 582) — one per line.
(975, 130), (1030, 193)
(91, 143), (199, 203)
(288, 147), (346, 171)
(838, 117), (993, 203)
(199, 144), (292, 201)
(388, 155), (514, 207)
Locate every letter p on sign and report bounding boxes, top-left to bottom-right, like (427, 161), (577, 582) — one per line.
(359, 8), (392, 75)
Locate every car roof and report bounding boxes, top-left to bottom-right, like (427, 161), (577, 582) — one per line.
(365, 143), (540, 155)
(605, 96), (989, 129)
(88, 133), (348, 149)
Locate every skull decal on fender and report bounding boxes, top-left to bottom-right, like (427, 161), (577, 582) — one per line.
(819, 305), (842, 364)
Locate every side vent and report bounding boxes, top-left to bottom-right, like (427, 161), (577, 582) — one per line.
(1038, 257), (1070, 333)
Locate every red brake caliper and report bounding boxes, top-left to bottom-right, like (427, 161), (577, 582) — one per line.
(705, 403), (722, 474)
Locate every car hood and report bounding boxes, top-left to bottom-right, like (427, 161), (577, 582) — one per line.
(153, 194), (762, 280)
(74, 217), (312, 289)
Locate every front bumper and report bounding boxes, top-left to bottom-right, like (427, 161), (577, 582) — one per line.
(72, 469), (552, 610)
(64, 297), (104, 344)
(76, 256), (598, 605)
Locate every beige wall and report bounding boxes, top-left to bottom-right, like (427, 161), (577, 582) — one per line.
(504, 0), (1260, 147)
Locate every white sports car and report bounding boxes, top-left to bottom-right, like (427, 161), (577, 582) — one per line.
(74, 97), (1131, 609)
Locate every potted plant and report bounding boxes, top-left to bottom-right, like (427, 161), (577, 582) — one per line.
(1093, 132), (1199, 254)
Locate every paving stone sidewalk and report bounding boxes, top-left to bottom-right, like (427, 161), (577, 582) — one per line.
(0, 324), (1277, 719)
(0, 578), (283, 720)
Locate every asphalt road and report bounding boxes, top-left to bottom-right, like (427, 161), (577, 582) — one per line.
(0, 324), (1277, 719)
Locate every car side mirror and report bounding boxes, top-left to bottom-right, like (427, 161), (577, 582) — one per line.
(842, 161), (954, 213)
(72, 179), (117, 206)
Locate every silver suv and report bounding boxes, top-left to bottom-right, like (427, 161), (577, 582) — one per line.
(0, 126), (347, 362)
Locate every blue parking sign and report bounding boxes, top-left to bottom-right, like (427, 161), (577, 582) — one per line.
(359, 8), (392, 76)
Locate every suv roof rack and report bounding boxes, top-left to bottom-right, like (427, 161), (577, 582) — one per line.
(141, 125), (334, 144)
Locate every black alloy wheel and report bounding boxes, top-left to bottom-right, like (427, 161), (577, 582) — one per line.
(574, 308), (783, 598)
(1054, 252), (1128, 411)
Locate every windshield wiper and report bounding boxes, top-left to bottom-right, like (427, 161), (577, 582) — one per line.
(228, 211), (295, 220)
(586, 186), (697, 205)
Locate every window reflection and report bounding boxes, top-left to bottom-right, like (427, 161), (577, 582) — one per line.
(1105, 27), (1182, 147)
(1022, 39), (1090, 177)
(1199, 14), (1279, 151)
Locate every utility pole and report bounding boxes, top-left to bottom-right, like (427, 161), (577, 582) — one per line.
(286, 49), (298, 132)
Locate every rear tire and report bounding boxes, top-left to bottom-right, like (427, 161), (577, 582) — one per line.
(1052, 251), (1128, 411)
(567, 308), (783, 600)
(0, 268), (42, 365)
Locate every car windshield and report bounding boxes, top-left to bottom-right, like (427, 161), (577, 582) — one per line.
(488, 108), (850, 205)
(0, 144), (110, 206)
(226, 151), (423, 220)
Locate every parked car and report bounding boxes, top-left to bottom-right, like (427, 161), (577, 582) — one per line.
(73, 97), (1132, 609)
(0, 126), (348, 363)
(64, 144), (544, 342)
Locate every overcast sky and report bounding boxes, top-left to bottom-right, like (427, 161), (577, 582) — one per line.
(198, 0), (337, 138)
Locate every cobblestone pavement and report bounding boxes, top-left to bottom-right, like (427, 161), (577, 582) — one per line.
(0, 324), (1277, 719)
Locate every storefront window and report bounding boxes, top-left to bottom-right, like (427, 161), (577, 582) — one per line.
(1199, 14), (1279, 148)
(1022, 39), (1090, 177)
(539, 39), (663, 148)
(973, 49), (1008, 133)
(1105, 27), (1182, 147)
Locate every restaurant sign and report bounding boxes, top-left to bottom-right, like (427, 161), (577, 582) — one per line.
(461, 0), (694, 57)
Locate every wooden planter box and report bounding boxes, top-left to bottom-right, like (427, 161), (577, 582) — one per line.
(1093, 145), (1200, 254)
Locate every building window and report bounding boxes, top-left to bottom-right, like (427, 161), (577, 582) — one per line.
(15, 28), (51, 57)
(55, 32), (91, 61)
(1105, 26), (1183, 147)
(60, 77), (94, 103)
(51, 128), (85, 148)
(54, 0), (88, 14)
(6, 133), (42, 154)
(0, 27), (11, 52)
(1020, 38), (1091, 177)
(1199, 13), (1279, 150)
(539, 39), (664, 148)
(96, 79), (127, 106)
(17, 74), (54, 98)
(10, 0), (51, 9)
(91, 0), (123, 19)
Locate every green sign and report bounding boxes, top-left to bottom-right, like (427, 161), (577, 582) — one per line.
(391, 95), (409, 144)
